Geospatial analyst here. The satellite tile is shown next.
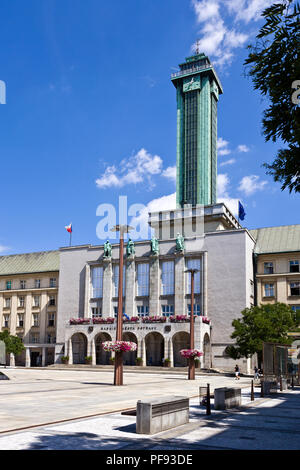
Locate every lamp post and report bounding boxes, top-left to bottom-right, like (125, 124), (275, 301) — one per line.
(111, 224), (133, 386)
(185, 268), (199, 380)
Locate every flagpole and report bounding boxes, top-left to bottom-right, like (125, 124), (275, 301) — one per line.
(70, 231), (72, 247)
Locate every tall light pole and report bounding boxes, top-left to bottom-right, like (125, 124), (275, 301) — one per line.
(111, 224), (133, 386)
(185, 268), (199, 380)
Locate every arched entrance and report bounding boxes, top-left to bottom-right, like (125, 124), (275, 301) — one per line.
(71, 333), (87, 364)
(172, 332), (190, 367)
(122, 332), (138, 366)
(95, 332), (112, 365)
(145, 332), (164, 366)
(203, 333), (211, 369)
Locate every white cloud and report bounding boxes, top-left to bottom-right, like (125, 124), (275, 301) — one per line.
(238, 175), (268, 195)
(96, 148), (163, 189)
(0, 245), (9, 254)
(217, 137), (231, 156)
(162, 166), (176, 182)
(237, 144), (250, 153)
(129, 193), (176, 235)
(220, 158), (236, 167)
(191, 0), (272, 67)
(217, 173), (239, 216)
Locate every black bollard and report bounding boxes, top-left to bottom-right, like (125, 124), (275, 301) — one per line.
(292, 374), (294, 389)
(261, 380), (264, 398)
(280, 376), (283, 392)
(206, 383), (211, 415)
(251, 380), (254, 401)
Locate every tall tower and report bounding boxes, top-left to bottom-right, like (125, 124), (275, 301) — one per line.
(171, 53), (223, 208)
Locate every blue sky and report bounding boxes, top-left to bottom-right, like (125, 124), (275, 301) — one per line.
(0, 0), (299, 254)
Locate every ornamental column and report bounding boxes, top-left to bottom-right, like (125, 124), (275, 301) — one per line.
(25, 348), (31, 367)
(169, 338), (174, 367)
(149, 256), (160, 316)
(68, 338), (73, 365)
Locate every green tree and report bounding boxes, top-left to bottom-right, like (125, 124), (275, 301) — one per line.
(0, 330), (25, 357)
(227, 303), (296, 365)
(244, 1), (300, 193)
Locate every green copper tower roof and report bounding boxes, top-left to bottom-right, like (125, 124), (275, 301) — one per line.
(171, 53), (223, 208)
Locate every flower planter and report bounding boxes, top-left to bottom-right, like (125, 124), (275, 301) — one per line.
(180, 349), (203, 359)
(102, 341), (137, 353)
(142, 316), (166, 323)
(164, 361), (171, 367)
(70, 318), (91, 325)
(61, 356), (69, 364)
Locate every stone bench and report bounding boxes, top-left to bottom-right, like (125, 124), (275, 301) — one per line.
(136, 396), (189, 435)
(214, 387), (241, 410)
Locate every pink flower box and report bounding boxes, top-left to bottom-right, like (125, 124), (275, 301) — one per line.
(180, 349), (203, 359)
(102, 341), (137, 352)
(142, 316), (166, 323)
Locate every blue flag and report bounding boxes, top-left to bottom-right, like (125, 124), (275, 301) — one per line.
(123, 313), (130, 320)
(238, 201), (246, 221)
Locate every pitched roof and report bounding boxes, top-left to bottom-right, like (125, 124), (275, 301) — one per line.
(0, 250), (59, 276)
(250, 225), (300, 254)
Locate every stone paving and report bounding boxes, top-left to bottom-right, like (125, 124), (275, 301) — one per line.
(0, 367), (299, 450)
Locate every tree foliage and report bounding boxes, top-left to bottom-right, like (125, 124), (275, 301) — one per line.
(244, 1), (300, 193)
(0, 330), (25, 356)
(227, 303), (296, 362)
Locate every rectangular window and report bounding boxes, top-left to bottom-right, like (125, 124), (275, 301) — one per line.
(3, 315), (9, 328)
(113, 305), (125, 317)
(137, 263), (149, 296)
(31, 334), (39, 344)
(17, 314), (24, 328)
(291, 306), (300, 324)
(137, 305), (149, 317)
(91, 267), (103, 298)
(161, 304), (174, 316)
(290, 282), (300, 296)
(187, 304), (201, 315)
(6, 280), (11, 290)
(48, 313), (55, 327)
(264, 262), (273, 274)
(264, 283), (275, 297)
(32, 313), (40, 327)
(4, 297), (11, 308)
(91, 307), (102, 318)
(290, 261), (300, 273)
(113, 265), (126, 297)
(50, 278), (57, 288)
(186, 259), (201, 294)
(161, 261), (174, 295)
(49, 295), (56, 306)
(20, 280), (26, 289)
(18, 296), (25, 308)
(35, 279), (41, 288)
(33, 295), (40, 307)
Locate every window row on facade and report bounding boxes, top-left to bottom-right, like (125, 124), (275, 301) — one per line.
(2, 294), (56, 309)
(262, 260), (300, 274)
(2, 312), (56, 329)
(90, 259), (202, 299)
(1, 277), (57, 291)
(262, 281), (300, 297)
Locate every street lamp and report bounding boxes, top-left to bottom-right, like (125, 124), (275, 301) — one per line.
(111, 224), (134, 386)
(185, 268), (199, 380)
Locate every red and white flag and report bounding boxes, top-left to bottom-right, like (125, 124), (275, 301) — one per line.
(65, 223), (72, 233)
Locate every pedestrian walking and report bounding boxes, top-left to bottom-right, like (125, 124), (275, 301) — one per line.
(254, 366), (259, 380)
(234, 364), (240, 380)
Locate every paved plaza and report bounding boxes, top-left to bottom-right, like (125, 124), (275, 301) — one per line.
(0, 367), (300, 450)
